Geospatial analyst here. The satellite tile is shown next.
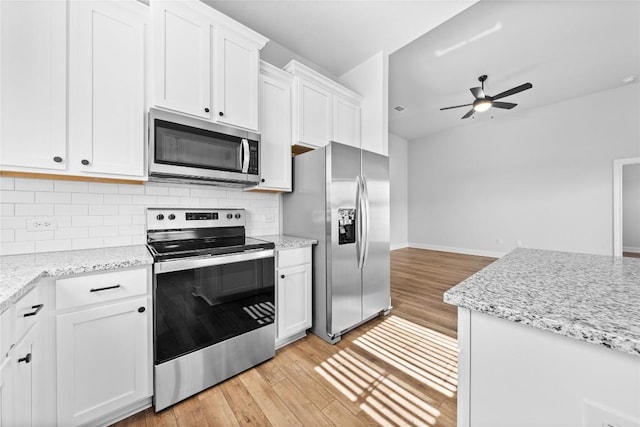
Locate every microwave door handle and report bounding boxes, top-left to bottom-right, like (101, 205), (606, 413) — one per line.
(241, 138), (249, 173)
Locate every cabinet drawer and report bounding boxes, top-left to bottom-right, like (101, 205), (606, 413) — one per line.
(277, 247), (312, 269)
(56, 268), (147, 310)
(14, 285), (44, 341)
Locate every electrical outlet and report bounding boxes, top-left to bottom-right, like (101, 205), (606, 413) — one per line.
(516, 240), (522, 247)
(265, 215), (275, 223)
(27, 217), (57, 231)
(496, 238), (503, 246)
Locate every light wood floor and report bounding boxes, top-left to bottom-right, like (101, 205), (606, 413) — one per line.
(114, 249), (496, 427)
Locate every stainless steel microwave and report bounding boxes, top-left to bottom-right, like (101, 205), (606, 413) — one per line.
(148, 108), (260, 187)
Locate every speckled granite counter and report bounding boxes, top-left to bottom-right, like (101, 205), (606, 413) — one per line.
(444, 248), (640, 357)
(255, 234), (317, 250)
(0, 245), (153, 314)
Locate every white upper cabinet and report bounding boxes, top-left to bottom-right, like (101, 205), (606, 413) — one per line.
(0, 0), (67, 171)
(333, 94), (361, 148)
(247, 62), (293, 192)
(214, 28), (260, 131)
(69, 0), (148, 178)
(284, 60), (362, 150)
(153, 0), (267, 132)
(153, 1), (210, 118)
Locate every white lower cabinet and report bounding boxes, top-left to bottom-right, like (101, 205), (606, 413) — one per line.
(55, 267), (152, 426)
(275, 246), (312, 348)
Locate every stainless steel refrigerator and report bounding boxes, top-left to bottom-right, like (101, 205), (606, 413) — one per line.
(283, 141), (391, 344)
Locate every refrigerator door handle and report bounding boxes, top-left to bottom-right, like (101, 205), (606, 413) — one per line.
(356, 175), (363, 269)
(362, 176), (370, 267)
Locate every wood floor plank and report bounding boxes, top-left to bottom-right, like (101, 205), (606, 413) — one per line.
(238, 368), (302, 427)
(114, 248), (495, 427)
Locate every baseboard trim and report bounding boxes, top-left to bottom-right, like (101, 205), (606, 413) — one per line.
(408, 243), (506, 259)
(623, 246), (640, 254)
(390, 243), (409, 251)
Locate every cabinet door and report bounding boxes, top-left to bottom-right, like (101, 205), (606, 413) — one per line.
(254, 72), (292, 192)
(333, 95), (361, 149)
(56, 297), (150, 426)
(277, 263), (312, 339)
(9, 324), (39, 427)
(69, 0), (147, 178)
(154, 1), (210, 118)
(0, 0), (67, 171)
(213, 28), (260, 131)
(296, 79), (332, 148)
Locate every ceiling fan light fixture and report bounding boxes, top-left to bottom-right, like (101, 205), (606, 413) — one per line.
(473, 99), (492, 112)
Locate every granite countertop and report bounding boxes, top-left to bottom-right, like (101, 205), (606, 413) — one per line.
(444, 248), (640, 357)
(0, 245), (153, 314)
(255, 234), (317, 250)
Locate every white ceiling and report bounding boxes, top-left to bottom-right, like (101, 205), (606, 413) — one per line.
(205, 0), (640, 142)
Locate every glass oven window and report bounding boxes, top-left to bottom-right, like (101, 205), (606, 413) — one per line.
(154, 256), (275, 364)
(155, 119), (242, 172)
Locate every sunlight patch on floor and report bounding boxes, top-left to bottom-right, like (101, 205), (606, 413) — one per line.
(313, 315), (458, 426)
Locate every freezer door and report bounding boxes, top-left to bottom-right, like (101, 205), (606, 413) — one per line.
(361, 149), (391, 320)
(327, 142), (363, 335)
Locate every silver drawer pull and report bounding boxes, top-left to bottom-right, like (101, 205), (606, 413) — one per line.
(90, 284), (121, 293)
(23, 304), (44, 317)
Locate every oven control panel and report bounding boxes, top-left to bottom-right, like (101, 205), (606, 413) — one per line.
(147, 208), (245, 231)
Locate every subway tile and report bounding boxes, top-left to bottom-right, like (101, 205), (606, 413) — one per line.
(0, 177), (14, 190)
(14, 178), (54, 191)
(1, 190), (34, 203)
(71, 237), (103, 250)
(252, 199), (278, 208)
(54, 181), (89, 193)
(36, 239), (72, 253)
(198, 197), (222, 207)
(57, 216), (72, 227)
(131, 235), (146, 245)
(131, 195), (157, 205)
(88, 182), (119, 194)
(1, 217), (27, 230)
(72, 216), (104, 227)
(15, 204), (55, 216)
(118, 224), (144, 236)
(0, 204), (14, 217)
(103, 215), (132, 226)
(118, 184), (145, 195)
(157, 196), (179, 206)
(1, 229), (14, 242)
(104, 194), (133, 205)
(55, 204), (89, 216)
(145, 185), (169, 196)
(56, 227), (89, 239)
(15, 229), (55, 241)
(168, 187), (190, 196)
(36, 191), (72, 204)
(89, 226), (119, 238)
(178, 197), (200, 206)
(103, 235), (132, 247)
(89, 204), (119, 216)
(119, 205), (144, 215)
(190, 187), (225, 198)
(131, 215), (146, 225)
(0, 241), (34, 256)
(72, 193), (103, 204)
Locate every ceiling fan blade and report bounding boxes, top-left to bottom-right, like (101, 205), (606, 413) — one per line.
(440, 103), (473, 111)
(470, 87), (484, 99)
(492, 101), (517, 109)
(492, 82), (533, 100)
(461, 109), (475, 119)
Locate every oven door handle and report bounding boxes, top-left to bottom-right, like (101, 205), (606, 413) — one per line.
(154, 248), (274, 273)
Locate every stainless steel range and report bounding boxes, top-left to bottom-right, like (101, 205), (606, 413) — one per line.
(146, 208), (275, 411)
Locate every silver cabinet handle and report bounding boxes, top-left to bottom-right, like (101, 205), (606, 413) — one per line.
(241, 138), (249, 173)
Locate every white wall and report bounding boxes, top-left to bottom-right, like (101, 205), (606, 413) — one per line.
(408, 84), (640, 257)
(339, 51), (389, 156)
(623, 163), (640, 252)
(389, 133), (409, 250)
(0, 178), (280, 256)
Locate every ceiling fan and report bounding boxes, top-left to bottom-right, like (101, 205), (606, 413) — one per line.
(440, 75), (533, 119)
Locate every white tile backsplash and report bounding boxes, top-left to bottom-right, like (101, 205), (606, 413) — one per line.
(0, 177), (280, 256)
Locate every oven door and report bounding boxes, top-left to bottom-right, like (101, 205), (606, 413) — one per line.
(153, 249), (275, 365)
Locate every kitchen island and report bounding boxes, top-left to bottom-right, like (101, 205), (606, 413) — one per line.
(444, 248), (640, 427)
